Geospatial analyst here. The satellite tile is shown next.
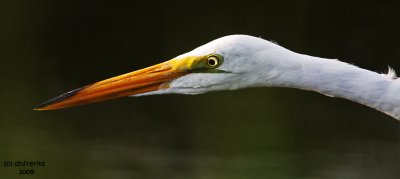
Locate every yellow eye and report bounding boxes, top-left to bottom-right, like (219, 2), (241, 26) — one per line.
(207, 56), (218, 66)
(206, 54), (223, 68)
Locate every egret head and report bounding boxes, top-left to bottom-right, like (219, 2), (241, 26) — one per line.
(147, 35), (274, 95)
(35, 35), (278, 110)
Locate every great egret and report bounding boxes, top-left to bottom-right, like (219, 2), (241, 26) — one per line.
(35, 35), (400, 120)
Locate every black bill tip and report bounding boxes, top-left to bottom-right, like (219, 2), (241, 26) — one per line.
(34, 87), (84, 111)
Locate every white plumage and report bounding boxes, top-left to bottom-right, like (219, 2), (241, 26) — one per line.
(139, 35), (400, 120)
(36, 34), (400, 121)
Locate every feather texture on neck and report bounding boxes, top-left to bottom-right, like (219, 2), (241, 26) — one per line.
(262, 48), (400, 120)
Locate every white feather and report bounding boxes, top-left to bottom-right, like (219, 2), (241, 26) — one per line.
(385, 66), (397, 79)
(135, 35), (400, 121)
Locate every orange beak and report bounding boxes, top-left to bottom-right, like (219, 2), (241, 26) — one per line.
(34, 60), (188, 110)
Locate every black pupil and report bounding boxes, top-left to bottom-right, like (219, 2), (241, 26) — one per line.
(208, 58), (217, 66)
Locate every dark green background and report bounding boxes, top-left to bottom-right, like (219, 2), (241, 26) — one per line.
(1, 0), (400, 178)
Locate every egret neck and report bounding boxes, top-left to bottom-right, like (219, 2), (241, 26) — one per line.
(259, 47), (400, 119)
